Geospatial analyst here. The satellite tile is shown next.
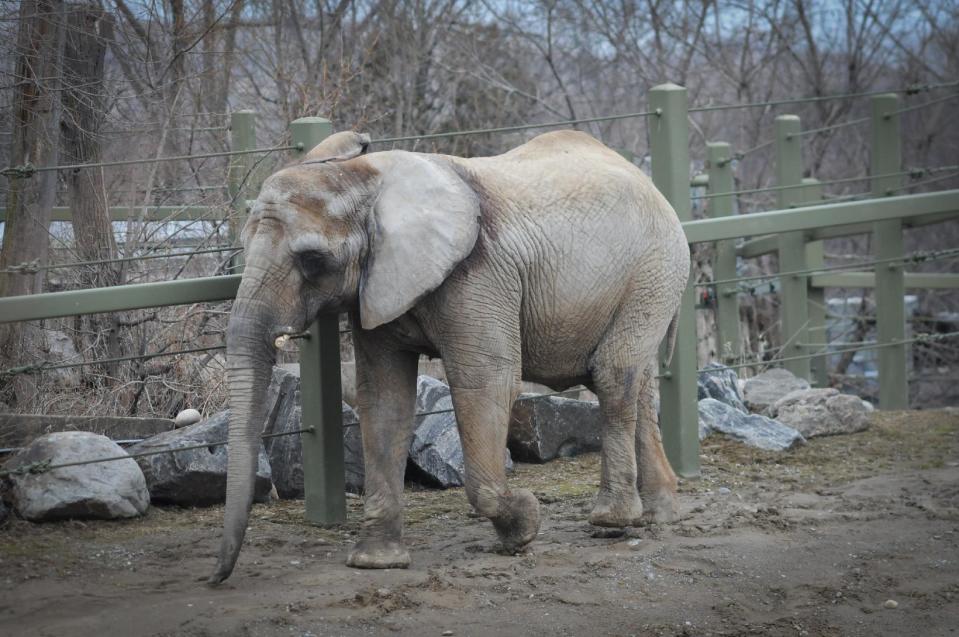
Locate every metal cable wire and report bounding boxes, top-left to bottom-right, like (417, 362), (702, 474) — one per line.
(0, 427), (314, 478)
(1, 245), (242, 275)
(0, 144), (300, 178)
(883, 91), (959, 117)
(788, 116), (870, 139)
(708, 330), (959, 374)
(695, 247), (959, 289)
(717, 139), (775, 166)
(0, 345), (226, 378)
(370, 110), (658, 145)
(692, 164), (959, 200)
(687, 80), (959, 113)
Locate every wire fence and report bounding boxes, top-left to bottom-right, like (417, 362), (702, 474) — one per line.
(4, 329), (957, 475)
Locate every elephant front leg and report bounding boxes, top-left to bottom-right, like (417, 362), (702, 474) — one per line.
(347, 336), (418, 569)
(449, 381), (540, 553)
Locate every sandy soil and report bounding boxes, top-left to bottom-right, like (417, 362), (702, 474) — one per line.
(1, 409), (958, 637)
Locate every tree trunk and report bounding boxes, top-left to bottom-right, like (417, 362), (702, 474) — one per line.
(61, 3), (123, 375)
(0, 0), (67, 407)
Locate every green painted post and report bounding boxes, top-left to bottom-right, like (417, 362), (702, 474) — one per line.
(871, 94), (907, 409)
(706, 142), (741, 365)
(649, 83), (699, 478)
(288, 117), (346, 524)
(228, 111), (256, 270)
(801, 178), (828, 387)
(775, 115), (810, 379)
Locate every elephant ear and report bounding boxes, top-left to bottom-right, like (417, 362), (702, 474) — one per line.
(302, 131), (370, 164)
(360, 153), (480, 330)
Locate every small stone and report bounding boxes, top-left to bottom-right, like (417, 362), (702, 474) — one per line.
(717, 487), (731, 495)
(442, 631), (454, 636)
(883, 599), (898, 609)
(376, 588), (391, 598)
(174, 408), (202, 428)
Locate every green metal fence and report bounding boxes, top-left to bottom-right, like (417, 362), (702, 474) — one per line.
(2, 82), (958, 524)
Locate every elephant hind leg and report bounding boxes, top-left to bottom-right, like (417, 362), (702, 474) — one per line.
(635, 365), (679, 523)
(587, 337), (645, 528)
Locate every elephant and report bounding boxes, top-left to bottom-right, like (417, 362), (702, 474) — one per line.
(208, 128), (690, 584)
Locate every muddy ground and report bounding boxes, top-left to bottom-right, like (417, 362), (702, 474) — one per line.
(1, 409), (958, 637)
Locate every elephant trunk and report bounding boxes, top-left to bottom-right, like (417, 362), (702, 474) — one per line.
(208, 293), (277, 585)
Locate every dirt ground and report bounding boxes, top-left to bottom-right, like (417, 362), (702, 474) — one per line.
(1, 409), (958, 637)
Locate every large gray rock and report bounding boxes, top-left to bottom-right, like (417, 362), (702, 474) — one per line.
(697, 363), (747, 412)
(410, 376), (512, 488)
(508, 393), (603, 463)
(742, 368), (811, 413)
(767, 388), (870, 438)
(128, 411), (272, 506)
(698, 398), (805, 451)
(2, 432), (149, 521)
(262, 366), (365, 496)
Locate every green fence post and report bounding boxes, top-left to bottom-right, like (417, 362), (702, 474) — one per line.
(706, 142), (741, 365)
(775, 115), (810, 379)
(649, 83), (699, 478)
(288, 116), (347, 524)
(871, 94), (907, 409)
(228, 111), (256, 271)
(800, 178), (828, 387)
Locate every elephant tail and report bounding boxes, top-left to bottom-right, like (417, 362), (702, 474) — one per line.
(662, 309), (681, 367)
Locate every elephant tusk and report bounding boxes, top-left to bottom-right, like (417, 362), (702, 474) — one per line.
(273, 328), (311, 350)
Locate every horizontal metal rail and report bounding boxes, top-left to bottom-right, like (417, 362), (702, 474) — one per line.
(683, 189), (959, 244)
(0, 275), (241, 323)
(737, 207), (959, 258)
(1, 191), (956, 324)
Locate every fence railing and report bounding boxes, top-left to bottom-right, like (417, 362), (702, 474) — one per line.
(1, 81), (958, 525)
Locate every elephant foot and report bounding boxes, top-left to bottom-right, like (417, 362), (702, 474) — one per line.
(490, 488), (540, 553)
(640, 488), (679, 524)
(346, 538), (411, 569)
(589, 489), (644, 527)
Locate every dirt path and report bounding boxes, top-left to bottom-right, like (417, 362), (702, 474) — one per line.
(2, 409), (958, 636)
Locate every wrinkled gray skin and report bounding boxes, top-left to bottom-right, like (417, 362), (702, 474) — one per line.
(209, 129), (690, 584)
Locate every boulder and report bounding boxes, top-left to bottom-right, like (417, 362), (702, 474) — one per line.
(767, 388), (871, 438)
(262, 366), (365, 496)
(697, 363), (747, 412)
(174, 408), (202, 428)
(2, 431), (149, 521)
(410, 376), (512, 488)
(698, 398), (805, 451)
(128, 411), (272, 506)
(742, 368), (810, 413)
(508, 393), (603, 463)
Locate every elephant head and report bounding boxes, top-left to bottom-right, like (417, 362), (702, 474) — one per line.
(209, 133), (481, 584)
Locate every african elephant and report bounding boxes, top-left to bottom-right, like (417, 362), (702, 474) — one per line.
(209, 129), (690, 584)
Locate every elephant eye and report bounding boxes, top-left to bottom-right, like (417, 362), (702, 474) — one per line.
(295, 249), (331, 279)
